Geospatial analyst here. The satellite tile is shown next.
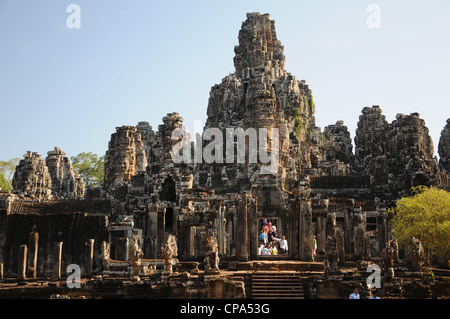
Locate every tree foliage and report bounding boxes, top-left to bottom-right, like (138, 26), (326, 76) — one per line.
(0, 173), (10, 191)
(70, 152), (104, 188)
(0, 158), (20, 191)
(390, 186), (450, 264)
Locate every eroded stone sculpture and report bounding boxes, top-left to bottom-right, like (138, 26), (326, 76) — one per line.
(204, 230), (220, 275)
(160, 235), (178, 274)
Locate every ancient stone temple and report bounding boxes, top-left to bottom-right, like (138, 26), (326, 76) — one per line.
(0, 12), (449, 300)
(95, 12), (446, 265)
(11, 147), (85, 200)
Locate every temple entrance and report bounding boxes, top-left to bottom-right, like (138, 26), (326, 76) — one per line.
(256, 218), (288, 256)
(160, 176), (176, 202)
(165, 207), (174, 233)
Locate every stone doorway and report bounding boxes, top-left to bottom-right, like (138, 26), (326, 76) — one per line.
(160, 176), (176, 202)
(257, 218), (288, 256)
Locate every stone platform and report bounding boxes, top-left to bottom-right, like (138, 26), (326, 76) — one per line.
(226, 260), (326, 274)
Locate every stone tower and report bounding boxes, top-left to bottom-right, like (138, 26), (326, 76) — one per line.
(439, 119), (450, 175)
(202, 13), (320, 198)
(12, 151), (52, 200)
(46, 146), (85, 198)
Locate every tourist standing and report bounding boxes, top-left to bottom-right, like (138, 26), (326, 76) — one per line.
(260, 231), (267, 244)
(349, 288), (360, 299)
(369, 290), (381, 299)
(273, 235), (288, 255)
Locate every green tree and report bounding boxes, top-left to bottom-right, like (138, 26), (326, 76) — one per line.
(0, 158), (20, 191)
(0, 173), (10, 191)
(390, 186), (450, 265)
(70, 152), (104, 188)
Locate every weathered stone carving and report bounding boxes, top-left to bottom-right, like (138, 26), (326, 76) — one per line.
(381, 234), (399, 280)
(352, 211), (369, 260)
(129, 237), (144, 278)
(46, 147), (85, 198)
(323, 121), (354, 166)
(11, 148), (85, 201)
(204, 230), (220, 275)
(406, 237), (426, 271)
(439, 119), (450, 174)
(355, 106), (441, 202)
(12, 152), (52, 200)
(104, 126), (148, 193)
(160, 235), (178, 274)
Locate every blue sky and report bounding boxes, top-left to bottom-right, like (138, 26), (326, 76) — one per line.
(0, 0), (449, 162)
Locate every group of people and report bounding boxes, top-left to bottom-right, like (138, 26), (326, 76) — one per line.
(258, 219), (288, 255)
(349, 288), (381, 299)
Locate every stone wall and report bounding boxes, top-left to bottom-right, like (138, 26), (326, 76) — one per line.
(0, 211), (108, 277)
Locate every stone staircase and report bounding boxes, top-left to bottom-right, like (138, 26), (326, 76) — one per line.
(250, 272), (305, 299)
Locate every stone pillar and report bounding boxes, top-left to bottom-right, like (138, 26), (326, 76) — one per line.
(189, 226), (196, 257)
(157, 210), (165, 254)
(27, 232), (39, 279)
(84, 239), (94, 275)
(336, 226), (345, 265)
(52, 242), (63, 280)
(290, 197), (300, 259)
(0, 262), (3, 280)
(236, 193), (248, 261)
(353, 211), (367, 260)
(18, 245), (27, 280)
(213, 201), (225, 255)
(300, 200), (314, 261)
(115, 237), (129, 261)
(147, 204), (159, 259)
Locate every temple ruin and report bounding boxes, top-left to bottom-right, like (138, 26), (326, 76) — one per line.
(0, 13), (449, 299)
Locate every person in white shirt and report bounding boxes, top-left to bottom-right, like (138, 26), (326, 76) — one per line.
(272, 235), (288, 255)
(258, 244), (265, 255)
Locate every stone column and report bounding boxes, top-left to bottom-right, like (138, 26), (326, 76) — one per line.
(247, 197), (257, 260)
(353, 211), (367, 260)
(236, 193), (248, 261)
(84, 239), (94, 275)
(52, 242), (63, 280)
(27, 232), (39, 278)
(300, 199), (314, 261)
(157, 210), (165, 254)
(189, 226), (196, 257)
(18, 245), (27, 280)
(0, 262), (3, 280)
(147, 204), (159, 259)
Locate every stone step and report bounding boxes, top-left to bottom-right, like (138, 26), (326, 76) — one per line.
(250, 272), (305, 299)
(252, 292), (304, 298)
(252, 280), (303, 285)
